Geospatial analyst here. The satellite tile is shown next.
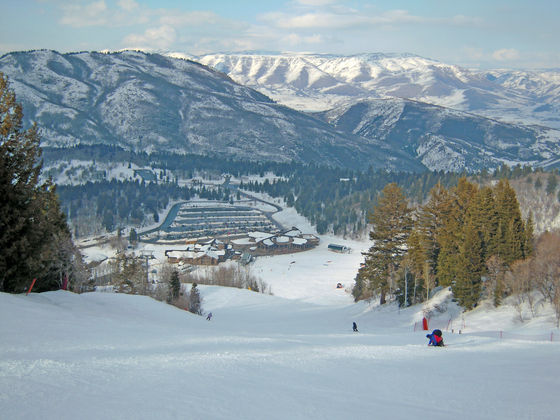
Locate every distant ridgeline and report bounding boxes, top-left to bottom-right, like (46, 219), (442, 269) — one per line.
(48, 145), (558, 239)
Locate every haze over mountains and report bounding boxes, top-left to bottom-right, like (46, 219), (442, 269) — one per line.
(1, 49), (560, 172)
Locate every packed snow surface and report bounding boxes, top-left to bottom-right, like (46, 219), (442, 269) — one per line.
(2, 281), (559, 420)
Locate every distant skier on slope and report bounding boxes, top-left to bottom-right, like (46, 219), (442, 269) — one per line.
(426, 329), (444, 346)
(206, 312), (212, 321)
(353, 322), (359, 332)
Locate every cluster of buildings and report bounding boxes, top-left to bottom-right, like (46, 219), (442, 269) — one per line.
(160, 204), (278, 241)
(165, 227), (319, 266)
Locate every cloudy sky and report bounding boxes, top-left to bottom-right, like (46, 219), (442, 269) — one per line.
(2, 0), (558, 69)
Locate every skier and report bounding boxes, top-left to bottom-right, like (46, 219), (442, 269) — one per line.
(206, 312), (212, 321)
(426, 329), (444, 346)
(353, 322), (359, 332)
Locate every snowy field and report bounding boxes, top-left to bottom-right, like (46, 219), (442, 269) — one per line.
(3, 203), (560, 419)
(1, 286), (559, 420)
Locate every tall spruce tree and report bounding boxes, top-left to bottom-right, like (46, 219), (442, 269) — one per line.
(356, 183), (412, 304)
(467, 186), (498, 262)
(494, 179), (525, 264)
(0, 73), (78, 293)
(409, 182), (449, 292)
(454, 210), (486, 309)
(168, 269), (181, 302)
(435, 178), (478, 288)
(188, 283), (202, 315)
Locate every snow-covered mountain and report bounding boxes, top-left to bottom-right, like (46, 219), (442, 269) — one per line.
(320, 98), (560, 172)
(0, 50), (420, 171)
(195, 52), (560, 129)
(2, 49), (560, 173)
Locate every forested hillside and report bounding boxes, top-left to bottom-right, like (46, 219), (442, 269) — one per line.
(51, 143), (560, 239)
(242, 163), (560, 237)
(352, 178), (560, 325)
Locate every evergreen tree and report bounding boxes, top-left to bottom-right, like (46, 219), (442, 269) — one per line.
(102, 210), (114, 232)
(523, 212), (535, 257)
(534, 177), (542, 190)
(0, 73), (77, 293)
(435, 178), (477, 288)
(188, 283), (202, 315)
(467, 186), (498, 261)
(409, 182), (449, 290)
(356, 183), (412, 303)
(453, 216), (485, 309)
(546, 173), (558, 195)
(168, 269), (181, 302)
(494, 179), (525, 264)
(129, 228), (138, 244)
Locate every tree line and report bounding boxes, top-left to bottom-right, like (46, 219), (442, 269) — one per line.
(242, 163), (558, 238)
(43, 145), (299, 180)
(353, 179), (559, 323)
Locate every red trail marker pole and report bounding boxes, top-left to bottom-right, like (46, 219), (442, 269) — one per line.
(26, 278), (37, 295)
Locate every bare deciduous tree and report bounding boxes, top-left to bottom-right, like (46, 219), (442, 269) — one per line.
(532, 232), (560, 326)
(184, 263), (271, 294)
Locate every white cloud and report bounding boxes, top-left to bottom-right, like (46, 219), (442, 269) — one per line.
(282, 33), (324, 46)
(123, 25), (177, 50)
(58, 0), (151, 28)
(118, 0), (138, 12)
(261, 11), (367, 29)
(260, 9), (455, 30)
(492, 48), (520, 61)
(159, 11), (221, 27)
(259, 5), (485, 32)
(60, 0), (108, 27)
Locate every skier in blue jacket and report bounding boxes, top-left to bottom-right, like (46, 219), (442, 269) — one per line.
(426, 329), (444, 346)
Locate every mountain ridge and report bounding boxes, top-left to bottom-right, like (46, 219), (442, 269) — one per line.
(195, 51), (560, 129)
(2, 49), (560, 173)
(0, 49), (423, 171)
(320, 97), (560, 172)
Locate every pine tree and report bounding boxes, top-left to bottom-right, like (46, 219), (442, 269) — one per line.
(188, 283), (202, 315)
(356, 183), (412, 303)
(453, 214), (486, 309)
(168, 269), (181, 302)
(435, 179), (477, 288)
(409, 182), (449, 290)
(546, 173), (558, 195)
(534, 177), (542, 190)
(523, 212), (535, 257)
(494, 179), (525, 264)
(129, 228), (138, 244)
(467, 186), (498, 261)
(0, 73), (78, 293)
